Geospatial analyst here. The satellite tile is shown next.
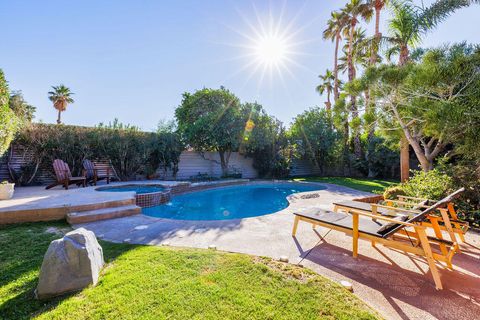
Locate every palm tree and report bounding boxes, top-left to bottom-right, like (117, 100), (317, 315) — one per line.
(341, 0), (373, 157)
(322, 11), (348, 103)
(316, 70), (335, 111)
(48, 85), (74, 124)
(384, 0), (479, 66)
(367, 0), (388, 64)
(338, 28), (369, 76)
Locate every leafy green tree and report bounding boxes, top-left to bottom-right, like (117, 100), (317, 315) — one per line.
(9, 91), (35, 123)
(48, 84), (74, 124)
(175, 87), (244, 176)
(365, 43), (480, 171)
(289, 107), (340, 174)
(241, 102), (290, 178)
(0, 70), (18, 157)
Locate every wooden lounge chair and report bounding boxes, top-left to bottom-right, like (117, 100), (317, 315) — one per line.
(46, 159), (86, 190)
(292, 189), (464, 290)
(83, 159), (112, 186)
(333, 188), (468, 243)
(385, 195), (469, 242)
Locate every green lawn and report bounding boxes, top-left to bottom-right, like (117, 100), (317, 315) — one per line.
(293, 177), (398, 194)
(0, 222), (380, 320)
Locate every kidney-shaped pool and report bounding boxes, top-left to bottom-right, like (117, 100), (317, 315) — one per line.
(142, 183), (325, 220)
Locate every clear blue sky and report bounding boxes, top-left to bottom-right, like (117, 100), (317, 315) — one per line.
(1, 0), (479, 131)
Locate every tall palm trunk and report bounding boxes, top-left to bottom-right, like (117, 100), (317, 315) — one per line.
(326, 89), (332, 111)
(399, 43), (410, 181)
(348, 20), (362, 158)
(56, 110), (62, 124)
(366, 2), (383, 177)
(333, 32), (341, 102)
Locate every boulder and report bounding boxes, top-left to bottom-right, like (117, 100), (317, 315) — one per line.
(35, 228), (104, 300)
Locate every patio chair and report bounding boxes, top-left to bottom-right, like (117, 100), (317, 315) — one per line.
(332, 188), (468, 243)
(45, 159), (86, 190)
(83, 159), (112, 186)
(292, 189), (464, 290)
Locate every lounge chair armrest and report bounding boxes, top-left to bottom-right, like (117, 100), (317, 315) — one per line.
(371, 203), (421, 215)
(398, 195), (433, 202)
(347, 209), (423, 228)
(383, 199), (430, 208)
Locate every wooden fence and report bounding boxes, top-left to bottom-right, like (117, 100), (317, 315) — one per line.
(0, 147), (327, 184)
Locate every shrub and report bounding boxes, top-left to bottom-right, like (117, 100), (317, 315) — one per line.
(0, 70), (19, 157)
(383, 186), (406, 200)
(401, 169), (453, 200)
(10, 122), (184, 184)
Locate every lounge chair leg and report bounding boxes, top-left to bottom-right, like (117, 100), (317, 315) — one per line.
(371, 240), (376, 247)
(417, 227), (443, 290)
(292, 216), (300, 237)
(430, 217), (449, 259)
(352, 213), (359, 258)
(439, 209), (458, 245)
(448, 203), (465, 242)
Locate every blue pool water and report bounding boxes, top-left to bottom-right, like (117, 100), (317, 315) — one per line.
(143, 183), (325, 220)
(97, 185), (165, 194)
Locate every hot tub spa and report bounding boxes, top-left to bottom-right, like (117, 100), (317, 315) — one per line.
(96, 184), (170, 208)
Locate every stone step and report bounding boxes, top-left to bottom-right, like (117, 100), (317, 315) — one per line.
(71, 198), (136, 213)
(67, 204), (141, 224)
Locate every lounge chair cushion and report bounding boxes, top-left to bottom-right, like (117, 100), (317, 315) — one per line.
(294, 209), (405, 238)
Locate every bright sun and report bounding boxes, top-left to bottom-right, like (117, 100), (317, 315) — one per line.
(254, 34), (288, 67)
(222, 3), (309, 87)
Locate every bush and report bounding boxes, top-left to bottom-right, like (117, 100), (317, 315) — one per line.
(383, 186), (406, 200)
(0, 70), (19, 157)
(401, 169), (453, 200)
(10, 122), (184, 184)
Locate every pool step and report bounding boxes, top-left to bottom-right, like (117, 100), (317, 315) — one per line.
(67, 204), (141, 224)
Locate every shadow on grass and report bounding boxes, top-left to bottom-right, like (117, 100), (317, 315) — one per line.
(296, 234), (480, 320)
(0, 221), (137, 320)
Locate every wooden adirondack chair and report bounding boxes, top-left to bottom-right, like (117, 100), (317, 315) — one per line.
(83, 159), (112, 186)
(45, 159), (86, 190)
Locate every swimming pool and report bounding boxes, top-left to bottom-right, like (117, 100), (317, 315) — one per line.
(142, 183), (325, 220)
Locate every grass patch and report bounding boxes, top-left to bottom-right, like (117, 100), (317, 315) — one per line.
(0, 222), (380, 320)
(293, 177), (398, 194)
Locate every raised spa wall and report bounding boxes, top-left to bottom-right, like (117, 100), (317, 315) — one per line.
(135, 180), (251, 208)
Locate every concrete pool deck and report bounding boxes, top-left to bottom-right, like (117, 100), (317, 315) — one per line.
(1, 181), (479, 319)
(72, 183), (480, 320)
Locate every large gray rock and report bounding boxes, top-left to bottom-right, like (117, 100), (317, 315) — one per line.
(35, 228), (104, 300)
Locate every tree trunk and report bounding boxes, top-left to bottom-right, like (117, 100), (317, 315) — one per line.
(366, 5), (382, 177)
(400, 135), (410, 182)
(399, 45), (409, 66)
(57, 110), (62, 124)
(325, 89), (331, 111)
(348, 21), (361, 158)
(218, 150), (231, 177)
(333, 32), (341, 102)
(397, 44), (412, 179)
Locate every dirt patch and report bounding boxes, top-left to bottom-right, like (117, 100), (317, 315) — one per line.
(253, 256), (317, 282)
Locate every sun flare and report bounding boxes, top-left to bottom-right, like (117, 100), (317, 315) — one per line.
(221, 2), (312, 89)
(254, 34), (289, 67)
